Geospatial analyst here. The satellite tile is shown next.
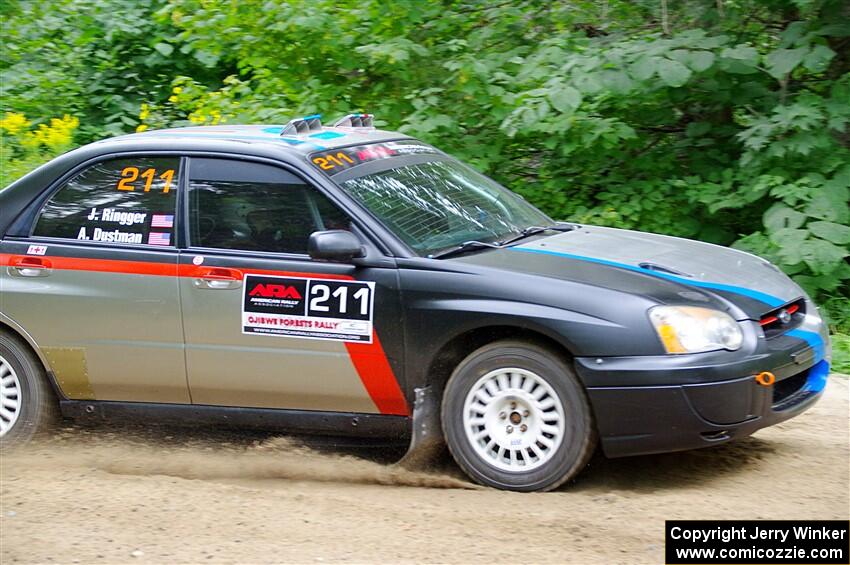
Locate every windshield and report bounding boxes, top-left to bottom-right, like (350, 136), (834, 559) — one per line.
(338, 159), (551, 256)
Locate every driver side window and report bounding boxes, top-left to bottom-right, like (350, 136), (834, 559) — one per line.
(187, 158), (350, 254)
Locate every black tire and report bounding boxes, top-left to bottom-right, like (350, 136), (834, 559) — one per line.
(441, 340), (596, 491)
(0, 331), (59, 447)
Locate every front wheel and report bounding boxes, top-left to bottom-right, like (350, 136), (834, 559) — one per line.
(441, 340), (596, 491)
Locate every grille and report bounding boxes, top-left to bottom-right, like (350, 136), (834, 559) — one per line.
(760, 298), (805, 338)
(772, 367), (810, 409)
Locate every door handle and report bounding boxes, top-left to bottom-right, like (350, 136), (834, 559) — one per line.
(8, 256), (53, 277)
(192, 267), (243, 290)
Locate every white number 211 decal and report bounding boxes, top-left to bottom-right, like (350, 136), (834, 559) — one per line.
(309, 284), (370, 316)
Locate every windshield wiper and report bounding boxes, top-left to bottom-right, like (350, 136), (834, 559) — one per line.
(428, 240), (501, 259)
(429, 223), (579, 260)
(497, 222), (579, 247)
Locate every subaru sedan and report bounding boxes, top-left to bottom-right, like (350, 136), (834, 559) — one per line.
(0, 114), (831, 491)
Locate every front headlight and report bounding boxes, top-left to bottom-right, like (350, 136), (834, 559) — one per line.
(649, 306), (744, 354)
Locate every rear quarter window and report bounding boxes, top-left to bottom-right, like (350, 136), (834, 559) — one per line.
(32, 156), (180, 247)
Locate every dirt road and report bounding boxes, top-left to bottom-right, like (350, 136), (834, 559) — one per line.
(1, 376), (847, 564)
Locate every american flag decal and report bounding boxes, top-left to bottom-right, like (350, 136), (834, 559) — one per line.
(151, 214), (174, 228)
(148, 232), (171, 246)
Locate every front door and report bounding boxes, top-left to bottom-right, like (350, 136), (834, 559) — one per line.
(0, 155), (189, 403)
(178, 157), (407, 415)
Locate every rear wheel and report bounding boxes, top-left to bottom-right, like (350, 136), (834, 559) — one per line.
(0, 332), (58, 446)
(441, 340), (595, 491)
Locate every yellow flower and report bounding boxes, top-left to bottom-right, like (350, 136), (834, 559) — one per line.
(21, 132), (40, 150)
(168, 95), (178, 103)
(0, 112), (31, 135)
(18, 114), (78, 150)
(172, 86), (183, 94)
(136, 124), (149, 132)
(139, 103), (150, 121)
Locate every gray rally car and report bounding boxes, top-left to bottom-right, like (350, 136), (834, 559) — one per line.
(0, 114), (832, 491)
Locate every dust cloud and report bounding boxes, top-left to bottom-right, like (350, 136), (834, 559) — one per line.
(3, 432), (476, 490)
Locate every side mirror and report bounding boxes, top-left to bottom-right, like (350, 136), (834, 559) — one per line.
(308, 230), (366, 262)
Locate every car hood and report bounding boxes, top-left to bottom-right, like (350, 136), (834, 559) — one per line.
(458, 225), (804, 318)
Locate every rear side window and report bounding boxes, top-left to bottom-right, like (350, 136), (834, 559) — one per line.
(33, 156), (180, 247)
(188, 158), (350, 254)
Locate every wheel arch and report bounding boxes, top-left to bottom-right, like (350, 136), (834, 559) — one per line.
(423, 324), (577, 404)
(0, 314), (64, 399)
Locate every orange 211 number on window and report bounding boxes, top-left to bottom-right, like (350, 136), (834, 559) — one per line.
(117, 167), (175, 193)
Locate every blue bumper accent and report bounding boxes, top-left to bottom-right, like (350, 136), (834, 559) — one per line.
(802, 360), (830, 393)
(578, 323), (829, 458)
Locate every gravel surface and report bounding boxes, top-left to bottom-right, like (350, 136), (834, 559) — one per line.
(1, 376), (847, 564)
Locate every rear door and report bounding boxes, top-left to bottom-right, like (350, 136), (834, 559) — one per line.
(178, 157), (408, 415)
(0, 156), (189, 402)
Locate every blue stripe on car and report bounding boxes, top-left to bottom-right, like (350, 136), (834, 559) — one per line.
(310, 131), (346, 140)
(510, 247), (829, 389)
(141, 132), (325, 150)
(786, 328), (827, 362)
(510, 247), (785, 306)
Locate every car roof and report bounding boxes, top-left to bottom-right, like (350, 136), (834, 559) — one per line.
(103, 125), (407, 154)
(0, 123), (418, 235)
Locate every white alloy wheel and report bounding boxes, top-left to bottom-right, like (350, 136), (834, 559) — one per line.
(462, 367), (565, 472)
(0, 354), (23, 437)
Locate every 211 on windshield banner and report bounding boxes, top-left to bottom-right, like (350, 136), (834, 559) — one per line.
(665, 520), (849, 564)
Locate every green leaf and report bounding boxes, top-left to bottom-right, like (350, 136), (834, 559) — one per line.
(764, 204), (807, 231)
(630, 56), (657, 81)
(600, 70), (633, 93)
(803, 44), (836, 73)
(765, 47), (809, 79)
(799, 239), (849, 275)
(686, 122), (711, 137)
(573, 72), (603, 94)
(657, 59), (692, 87)
(808, 221), (850, 245)
(688, 51), (715, 72)
(807, 189), (850, 223)
(153, 42), (173, 57)
(771, 228), (809, 263)
(195, 50), (220, 67)
(548, 85), (582, 114)
(722, 45), (759, 62)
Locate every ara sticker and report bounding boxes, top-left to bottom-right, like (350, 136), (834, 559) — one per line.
(26, 245), (48, 256)
(242, 274), (374, 343)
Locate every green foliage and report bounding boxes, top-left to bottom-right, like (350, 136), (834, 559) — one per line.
(830, 333), (850, 373)
(1, 0), (848, 327)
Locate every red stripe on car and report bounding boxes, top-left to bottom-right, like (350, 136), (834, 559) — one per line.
(346, 335), (410, 416)
(0, 252), (409, 416)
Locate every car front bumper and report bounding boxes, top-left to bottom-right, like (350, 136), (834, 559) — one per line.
(575, 322), (831, 458)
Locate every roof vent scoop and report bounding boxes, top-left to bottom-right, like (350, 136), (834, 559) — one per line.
(638, 262), (692, 277)
(333, 113), (374, 128)
(281, 114), (323, 136)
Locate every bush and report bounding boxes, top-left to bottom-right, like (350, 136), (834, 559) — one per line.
(2, 0), (848, 328)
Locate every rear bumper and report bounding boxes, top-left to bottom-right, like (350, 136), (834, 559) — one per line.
(576, 328), (830, 458)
